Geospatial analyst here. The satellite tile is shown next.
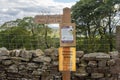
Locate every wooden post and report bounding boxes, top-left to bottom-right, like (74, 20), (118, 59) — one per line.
(62, 8), (71, 80)
(62, 47), (71, 80)
(62, 71), (71, 80)
(62, 7), (71, 23)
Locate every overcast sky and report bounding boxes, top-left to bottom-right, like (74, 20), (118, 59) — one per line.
(0, 0), (79, 25)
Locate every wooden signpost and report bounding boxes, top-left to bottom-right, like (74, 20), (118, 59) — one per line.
(59, 8), (76, 80)
(34, 7), (76, 80)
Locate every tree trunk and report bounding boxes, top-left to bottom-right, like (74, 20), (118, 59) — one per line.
(44, 24), (49, 48)
(108, 13), (113, 51)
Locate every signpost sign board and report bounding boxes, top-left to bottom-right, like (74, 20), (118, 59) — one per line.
(34, 15), (62, 24)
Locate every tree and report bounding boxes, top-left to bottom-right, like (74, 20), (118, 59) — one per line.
(0, 27), (31, 49)
(0, 17), (56, 50)
(72, 0), (120, 52)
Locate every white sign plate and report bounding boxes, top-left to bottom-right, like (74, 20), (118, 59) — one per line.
(61, 26), (74, 43)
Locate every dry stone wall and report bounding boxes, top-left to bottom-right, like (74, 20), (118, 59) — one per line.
(75, 51), (120, 80)
(0, 47), (60, 80)
(0, 47), (120, 80)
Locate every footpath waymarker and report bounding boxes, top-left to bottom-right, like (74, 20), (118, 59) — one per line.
(59, 8), (76, 80)
(34, 7), (76, 80)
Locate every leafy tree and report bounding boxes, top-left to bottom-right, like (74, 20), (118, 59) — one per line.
(0, 27), (31, 49)
(0, 17), (57, 50)
(72, 0), (120, 53)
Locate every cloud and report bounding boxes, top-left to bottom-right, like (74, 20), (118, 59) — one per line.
(0, 0), (76, 25)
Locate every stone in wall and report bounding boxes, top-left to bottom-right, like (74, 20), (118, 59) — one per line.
(7, 64), (18, 73)
(88, 61), (97, 67)
(0, 47), (10, 61)
(110, 58), (120, 74)
(83, 52), (110, 61)
(0, 47), (9, 56)
(107, 59), (115, 66)
(109, 51), (120, 59)
(74, 67), (88, 77)
(98, 60), (107, 67)
(30, 49), (44, 57)
(32, 56), (51, 63)
(83, 53), (98, 61)
(2, 60), (13, 66)
(91, 73), (104, 78)
(76, 51), (84, 58)
(19, 50), (33, 61)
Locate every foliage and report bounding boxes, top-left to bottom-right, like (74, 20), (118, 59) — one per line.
(0, 17), (59, 50)
(0, 27), (31, 49)
(72, 0), (120, 53)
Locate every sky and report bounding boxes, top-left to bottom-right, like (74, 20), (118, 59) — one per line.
(0, 0), (79, 25)
(54, 0), (78, 3)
